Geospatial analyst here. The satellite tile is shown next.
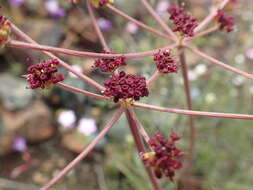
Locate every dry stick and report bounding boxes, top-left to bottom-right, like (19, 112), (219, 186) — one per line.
(178, 47), (196, 188)
(147, 71), (161, 87)
(40, 108), (124, 190)
(139, 0), (177, 40)
(56, 83), (110, 101)
(185, 45), (253, 81)
(86, 0), (110, 51)
(125, 108), (161, 190)
(10, 23), (105, 91)
(7, 40), (177, 59)
(194, 0), (230, 33)
(106, 5), (173, 41)
(133, 102), (253, 120)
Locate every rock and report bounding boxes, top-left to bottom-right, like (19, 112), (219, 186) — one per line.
(0, 134), (15, 156)
(1, 100), (55, 143)
(0, 73), (34, 111)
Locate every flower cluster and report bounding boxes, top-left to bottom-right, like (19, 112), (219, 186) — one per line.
(91, 0), (114, 8)
(94, 51), (126, 73)
(142, 132), (183, 180)
(0, 15), (11, 46)
(154, 49), (178, 74)
(168, 6), (198, 37)
(103, 71), (149, 103)
(216, 10), (235, 32)
(26, 59), (64, 89)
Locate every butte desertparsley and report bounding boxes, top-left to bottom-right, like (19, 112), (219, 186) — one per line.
(216, 10), (235, 32)
(168, 6), (198, 37)
(154, 49), (178, 74)
(141, 132), (183, 180)
(26, 59), (64, 89)
(0, 15), (11, 46)
(94, 51), (126, 73)
(103, 71), (149, 103)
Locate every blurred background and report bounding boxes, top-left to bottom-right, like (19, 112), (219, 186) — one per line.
(0, 0), (253, 189)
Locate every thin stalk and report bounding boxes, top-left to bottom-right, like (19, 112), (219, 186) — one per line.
(126, 107), (151, 144)
(178, 47), (196, 187)
(125, 107), (161, 190)
(86, 0), (110, 51)
(7, 40), (177, 59)
(56, 83), (110, 101)
(194, 0), (230, 33)
(106, 5), (173, 41)
(139, 0), (177, 40)
(147, 71), (161, 87)
(40, 108), (124, 190)
(185, 45), (253, 81)
(10, 23), (105, 91)
(186, 25), (218, 42)
(133, 102), (253, 120)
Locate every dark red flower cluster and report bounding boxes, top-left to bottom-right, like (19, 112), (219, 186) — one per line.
(142, 132), (183, 180)
(103, 71), (149, 102)
(216, 10), (235, 32)
(154, 50), (178, 74)
(26, 59), (64, 89)
(94, 51), (126, 73)
(168, 6), (198, 37)
(0, 15), (11, 45)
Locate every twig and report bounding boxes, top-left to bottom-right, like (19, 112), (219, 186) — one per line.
(125, 107), (161, 190)
(139, 0), (177, 40)
(86, 0), (110, 51)
(178, 46), (196, 187)
(106, 5), (173, 41)
(56, 83), (110, 101)
(133, 102), (253, 120)
(186, 25), (218, 42)
(7, 40), (177, 59)
(40, 108), (124, 190)
(147, 71), (161, 87)
(185, 45), (253, 81)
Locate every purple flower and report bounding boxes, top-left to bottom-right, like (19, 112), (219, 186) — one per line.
(246, 48), (253, 60)
(156, 1), (170, 16)
(8, 0), (25, 7)
(125, 22), (138, 34)
(45, 0), (66, 18)
(97, 18), (113, 31)
(12, 137), (27, 152)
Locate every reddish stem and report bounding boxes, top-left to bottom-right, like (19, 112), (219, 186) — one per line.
(133, 102), (253, 120)
(125, 107), (161, 190)
(185, 45), (253, 81)
(7, 40), (177, 59)
(40, 108), (124, 190)
(106, 5), (173, 41)
(10, 23), (105, 91)
(139, 0), (177, 40)
(147, 71), (161, 87)
(56, 83), (110, 101)
(186, 25), (218, 42)
(86, 0), (110, 51)
(178, 47), (196, 187)
(194, 0), (230, 33)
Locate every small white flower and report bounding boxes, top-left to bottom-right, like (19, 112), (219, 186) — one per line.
(58, 110), (76, 128)
(77, 118), (97, 136)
